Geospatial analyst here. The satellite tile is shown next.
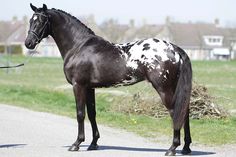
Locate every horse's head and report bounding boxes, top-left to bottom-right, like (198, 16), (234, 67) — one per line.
(25, 3), (50, 49)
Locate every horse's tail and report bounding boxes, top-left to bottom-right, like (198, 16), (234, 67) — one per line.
(172, 47), (192, 130)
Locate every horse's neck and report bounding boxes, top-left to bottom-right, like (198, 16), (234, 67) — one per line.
(48, 10), (94, 59)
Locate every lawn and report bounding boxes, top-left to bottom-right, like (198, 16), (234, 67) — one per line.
(193, 61), (236, 111)
(0, 55), (236, 145)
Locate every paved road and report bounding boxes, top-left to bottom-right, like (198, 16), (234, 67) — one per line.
(0, 104), (234, 157)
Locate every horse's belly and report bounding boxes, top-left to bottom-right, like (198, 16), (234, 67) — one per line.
(90, 71), (143, 88)
(113, 75), (141, 87)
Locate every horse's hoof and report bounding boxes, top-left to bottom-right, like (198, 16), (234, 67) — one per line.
(87, 144), (98, 151)
(181, 147), (191, 155)
(68, 145), (79, 151)
(165, 150), (176, 156)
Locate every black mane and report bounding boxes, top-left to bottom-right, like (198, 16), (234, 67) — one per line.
(51, 8), (95, 35)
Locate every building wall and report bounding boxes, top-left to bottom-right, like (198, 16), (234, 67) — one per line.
(184, 48), (210, 60)
(232, 44), (236, 60)
(23, 42), (60, 57)
(37, 44), (60, 57)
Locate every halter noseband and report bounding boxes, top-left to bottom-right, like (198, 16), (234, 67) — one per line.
(28, 13), (50, 43)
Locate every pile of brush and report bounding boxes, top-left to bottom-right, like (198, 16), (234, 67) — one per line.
(113, 83), (228, 119)
(189, 83), (228, 119)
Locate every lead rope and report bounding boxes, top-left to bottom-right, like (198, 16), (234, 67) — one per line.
(0, 44), (39, 69)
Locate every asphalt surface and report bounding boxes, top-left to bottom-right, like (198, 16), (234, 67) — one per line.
(0, 104), (235, 157)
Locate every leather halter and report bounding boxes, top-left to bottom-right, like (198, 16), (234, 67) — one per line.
(28, 12), (50, 44)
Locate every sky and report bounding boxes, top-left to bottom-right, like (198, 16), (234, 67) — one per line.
(1, 0), (235, 27)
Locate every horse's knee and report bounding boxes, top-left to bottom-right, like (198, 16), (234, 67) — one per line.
(77, 111), (85, 122)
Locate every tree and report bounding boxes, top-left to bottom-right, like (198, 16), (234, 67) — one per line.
(12, 16), (18, 21)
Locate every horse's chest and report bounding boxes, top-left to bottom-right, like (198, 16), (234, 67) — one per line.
(63, 60), (88, 84)
(63, 67), (73, 84)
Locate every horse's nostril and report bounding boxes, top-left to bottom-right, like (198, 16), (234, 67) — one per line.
(25, 40), (32, 48)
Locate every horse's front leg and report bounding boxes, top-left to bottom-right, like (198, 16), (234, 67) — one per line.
(86, 88), (100, 150)
(68, 82), (86, 151)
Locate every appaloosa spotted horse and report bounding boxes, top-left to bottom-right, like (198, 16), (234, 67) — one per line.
(25, 4), (192, 156)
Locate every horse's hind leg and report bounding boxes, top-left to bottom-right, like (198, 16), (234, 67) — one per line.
(86, 88), (100, 150)
(159, 92), (181, 156)
(148, 77), (180, 155)
(181, 110), (192, 154)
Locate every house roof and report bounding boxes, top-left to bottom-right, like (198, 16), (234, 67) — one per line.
(80, 16), (109, 40)
(122, 24), (164, 42)
(6, 23), (27, 44)
(220, 28), (236, 47)
(0, 19), (58, 45)
(169, 22), (225, 48)
(0, 20), (25, 43)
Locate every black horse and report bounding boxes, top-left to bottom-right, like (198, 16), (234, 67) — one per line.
(25, 4), (192, 156)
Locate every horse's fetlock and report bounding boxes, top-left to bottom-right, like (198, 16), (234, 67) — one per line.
(184, 137), (192, 144)
(173, 139), (180, 146)
(95, 131), (100, 139)
(78, 136), (85, 142)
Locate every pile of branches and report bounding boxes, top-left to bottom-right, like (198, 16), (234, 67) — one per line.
(114, 83), (228, 119)
(190, 83), (228, 119)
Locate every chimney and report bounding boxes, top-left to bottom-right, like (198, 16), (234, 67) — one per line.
(214, 18), (220, 27)
(165, 16), (171, 26)
(129, 19), (135, 28)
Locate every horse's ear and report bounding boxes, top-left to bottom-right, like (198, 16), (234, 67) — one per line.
(42, 4), (48, 11)
(30, 3), (38, 12)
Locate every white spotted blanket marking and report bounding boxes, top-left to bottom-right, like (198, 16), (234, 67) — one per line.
(115, 38), (180, 70)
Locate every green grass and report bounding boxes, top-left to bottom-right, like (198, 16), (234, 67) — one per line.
(193, 61), (236, 110)
(0, 55), (236, 145)
(0, 84), (75, 116)
(191, 118), (236, 145)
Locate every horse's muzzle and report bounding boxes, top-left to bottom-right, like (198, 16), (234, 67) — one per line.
(25, 38), (36, 50)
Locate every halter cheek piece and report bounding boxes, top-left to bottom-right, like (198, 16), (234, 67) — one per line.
(28, 13), (50, 44)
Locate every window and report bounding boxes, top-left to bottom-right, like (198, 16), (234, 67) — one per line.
(204, 36), (223, 46)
